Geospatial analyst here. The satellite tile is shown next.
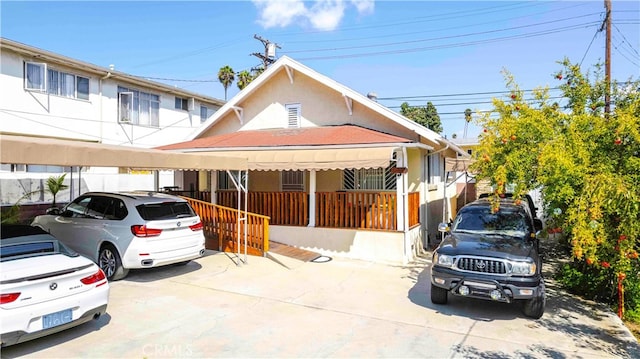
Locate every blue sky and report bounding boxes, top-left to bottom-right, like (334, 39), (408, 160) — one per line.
(2, 1), (638, 138)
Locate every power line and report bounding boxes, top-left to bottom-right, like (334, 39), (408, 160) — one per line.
(377, 88), (561, 101)
(292, 22), (601, 61)
(284, 14), (600, 54)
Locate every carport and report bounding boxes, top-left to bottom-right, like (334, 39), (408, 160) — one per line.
(0, 133), (253, 262)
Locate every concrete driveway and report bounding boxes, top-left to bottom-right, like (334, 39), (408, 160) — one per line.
(2, 250), (639, 358)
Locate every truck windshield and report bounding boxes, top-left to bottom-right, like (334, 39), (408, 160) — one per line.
(452, 207), (531, 238)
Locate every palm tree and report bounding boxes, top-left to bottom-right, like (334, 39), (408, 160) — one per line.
(218, 65), (235, 100)
(237, 70), (253, 91)
(46, 173), (68, 207)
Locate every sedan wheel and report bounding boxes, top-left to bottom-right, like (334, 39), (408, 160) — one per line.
(99, 245), (129, 281)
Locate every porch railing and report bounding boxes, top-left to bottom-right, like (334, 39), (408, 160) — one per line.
(182, 197), (270, 256)
(217, 191), (308, 226)
(316, 191), (397, 230)
(166, 190), (211, 203)
(212, 190), (420, 231)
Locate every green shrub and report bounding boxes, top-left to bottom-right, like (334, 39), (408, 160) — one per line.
(557, 259), (640, 319)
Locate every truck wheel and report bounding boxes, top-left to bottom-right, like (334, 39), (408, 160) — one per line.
(522, 285), (546, 319)
(430, 283), (448, 304)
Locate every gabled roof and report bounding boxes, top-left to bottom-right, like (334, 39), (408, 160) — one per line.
(158, 125), (412, 151)
(187, 55), (466, 156)
(0, 37), (224, 107)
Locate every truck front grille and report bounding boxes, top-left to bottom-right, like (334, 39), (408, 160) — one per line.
(457, 257), (507, 274)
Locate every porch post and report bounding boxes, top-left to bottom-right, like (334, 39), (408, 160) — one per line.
(396, 174), (406, 232)
(153, 170), (159, 192)
(308, 170), (316, 227)
(210, 171), (218, 204)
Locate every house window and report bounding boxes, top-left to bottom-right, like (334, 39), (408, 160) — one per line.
(200, 106), (210, 123)
(76, 76), (90, 100)
(24, 62), (46, 91)
(24, 62), (89, 99)
(428, 153), (443, 184)
(26, 165), (71, 173)
(343, 165), (396, 191)
(0, 164), (27, 172)
(217, 171), (233, 190)
(285, 103), (301, 128)
(282, 171), (304, 191)
(118, 86), (160, 127)
(175, 97), (188, 111)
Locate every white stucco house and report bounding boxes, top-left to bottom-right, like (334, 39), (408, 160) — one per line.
(0, 38), (225, 205)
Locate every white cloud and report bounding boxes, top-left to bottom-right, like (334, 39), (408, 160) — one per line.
(308, 0), (346, 31)
(350, 0), (374, 15)
(252, 0), (308, 28)
(253, 0), (374, 31)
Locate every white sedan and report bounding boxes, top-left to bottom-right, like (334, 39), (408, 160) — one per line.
(0, 225), (109, 347)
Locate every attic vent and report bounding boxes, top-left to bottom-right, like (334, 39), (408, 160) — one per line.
(285, 103), (301, 128)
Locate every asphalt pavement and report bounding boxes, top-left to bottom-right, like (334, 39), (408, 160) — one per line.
(2, 249), (639, 359)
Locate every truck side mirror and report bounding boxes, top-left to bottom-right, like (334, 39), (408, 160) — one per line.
(533, 219), (543, 233)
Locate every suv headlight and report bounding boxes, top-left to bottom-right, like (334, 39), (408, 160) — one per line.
(510, 261), (536, 276)
(434, 253), (454, 267)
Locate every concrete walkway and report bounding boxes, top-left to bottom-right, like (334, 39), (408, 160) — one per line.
(3, 250), (639, 358)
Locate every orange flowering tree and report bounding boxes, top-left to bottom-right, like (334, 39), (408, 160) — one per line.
(472, 58), (640, 318)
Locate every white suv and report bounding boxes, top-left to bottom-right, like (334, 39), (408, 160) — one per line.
(32, 191), (206, 280)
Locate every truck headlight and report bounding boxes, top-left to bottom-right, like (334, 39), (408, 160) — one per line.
(511, 261), (536, 276)
(434, 253), (454, 267)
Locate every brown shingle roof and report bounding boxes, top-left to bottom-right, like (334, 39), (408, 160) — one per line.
(158, 125), (413, 150)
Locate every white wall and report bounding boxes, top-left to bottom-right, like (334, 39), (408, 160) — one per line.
(0, 171), (174, 206)
(270, 226), (407, 264)
(0, 47), (219, 148)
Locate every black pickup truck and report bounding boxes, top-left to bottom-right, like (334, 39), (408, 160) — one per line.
(430, 196), (546, 319)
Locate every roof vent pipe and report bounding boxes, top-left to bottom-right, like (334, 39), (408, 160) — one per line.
(367, 92), (378, 102)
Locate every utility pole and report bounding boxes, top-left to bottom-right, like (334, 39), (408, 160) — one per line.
(251, 34), (280, 70)
(604, 0), (612, 115)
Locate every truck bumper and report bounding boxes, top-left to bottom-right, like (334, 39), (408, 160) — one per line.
(430, 266), (543, 303)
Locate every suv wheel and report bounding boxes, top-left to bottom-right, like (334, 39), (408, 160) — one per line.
(99, 244), (129, 281)
(522, 284), (546, 319)
(430, 283), (448, 304)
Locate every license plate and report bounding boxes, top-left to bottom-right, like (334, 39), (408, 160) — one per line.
(42, 309), (73, 329)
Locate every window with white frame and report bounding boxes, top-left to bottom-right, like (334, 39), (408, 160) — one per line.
(282, 171), (304, 191)
(24, 62), (46, 91)
(428, 153), (443, 184)
(24, 62), (89, 100)
(343, 165), (396, 191)
(175, 97), (188, 111)
(117, 86), (160, 127)
(200, 106), (210, 123)
(285, 103), (301, 128)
